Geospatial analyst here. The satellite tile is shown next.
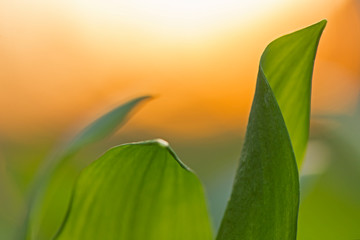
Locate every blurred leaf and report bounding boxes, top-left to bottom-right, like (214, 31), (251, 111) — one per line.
(297, 100), (360, 239)
(298, 172), (360, 240)
(54, 140), (213, 240)
(299, 174), (319, 202)
(312, 97), (360, 201)
(19, 96), (151, 240)
(62, 96), (151, 155)
(56, 95), (152, 159)
(216, 21), (326, 240)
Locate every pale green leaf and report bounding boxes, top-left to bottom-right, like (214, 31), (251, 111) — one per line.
(216, 21), (326, 240)
(54, 140), (213, 240)
(61, 95), (153, 156)
(19, 96), (151, 240)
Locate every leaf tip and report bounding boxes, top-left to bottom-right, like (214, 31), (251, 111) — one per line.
(318, 19), (327, 26)
(314, 19), (327, 31)
(303, 19), (327, 37)
(153, 138), (170, 148)
(143, 139), (193, 172)
(136, 95), (154, 102)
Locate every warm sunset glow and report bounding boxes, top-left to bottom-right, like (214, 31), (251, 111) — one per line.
(77, 0), (291, 39)
(0, 0), (358, 140)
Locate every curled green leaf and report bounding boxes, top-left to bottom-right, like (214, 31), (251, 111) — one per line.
(217, 21), (326, 240)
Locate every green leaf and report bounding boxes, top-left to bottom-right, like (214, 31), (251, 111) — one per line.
(216, 21), (326, 240)
(54, 140), (213, 240)
(60, 95), (153, 156)
(19, 96), (151, 240)
(260, 22), (326, 167)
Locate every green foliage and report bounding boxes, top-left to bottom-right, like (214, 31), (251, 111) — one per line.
(260, 21), (326, 166)
(62, 96), (152, 155)
(19, 96), (151, 240)
(216, 21), (326, 240)
(18, 21), (328, 240)
(297, 101), (360, 239)
(54, 140), (212, 240)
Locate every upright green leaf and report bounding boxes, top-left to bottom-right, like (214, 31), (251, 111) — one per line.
(54, 140), (213, 240)
(19, 96), (151, 240)
(217, 21), (326, 240)
(261, 22), (325, 166)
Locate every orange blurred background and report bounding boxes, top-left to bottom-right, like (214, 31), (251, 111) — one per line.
(0, 0), (359, 141)
(1, 1), (360, 238)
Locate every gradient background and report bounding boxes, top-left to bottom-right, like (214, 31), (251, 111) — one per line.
(1, 0), (360, 239)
